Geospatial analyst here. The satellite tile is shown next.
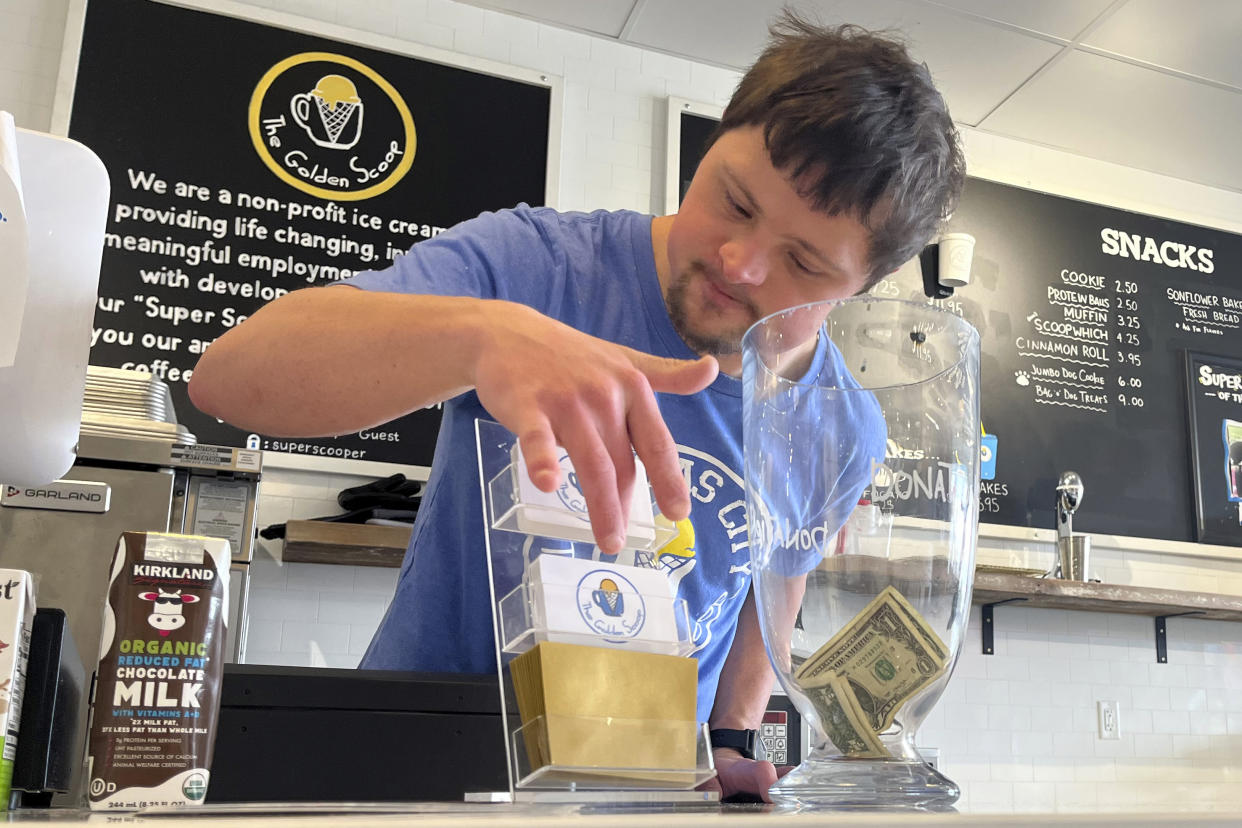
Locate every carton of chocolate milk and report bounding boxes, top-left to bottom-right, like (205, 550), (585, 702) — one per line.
(86, 532), (229, 811)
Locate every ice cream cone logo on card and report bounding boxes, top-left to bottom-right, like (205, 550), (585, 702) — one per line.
(592, 578), (624, 616)
(577, 569), (645, 638)
(249, 52), (415, 201)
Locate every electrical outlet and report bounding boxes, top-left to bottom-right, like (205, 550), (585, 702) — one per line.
(1098, 700), (1121, 740)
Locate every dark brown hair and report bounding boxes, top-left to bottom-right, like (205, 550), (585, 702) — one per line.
(714, 11), (965, 286)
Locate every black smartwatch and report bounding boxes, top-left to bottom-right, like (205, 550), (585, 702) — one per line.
(709, 728), (762, 761)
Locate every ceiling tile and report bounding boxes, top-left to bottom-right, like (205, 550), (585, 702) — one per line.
(625, 0), (1062, 125)
(1083, 0), (1242, 88)
(914, 0), (1116, 40)
(625, 0), (788, 68)
(455, 0), (639, 38)
(815, 0), (1064, 125)
(980, 49), (1242, 191)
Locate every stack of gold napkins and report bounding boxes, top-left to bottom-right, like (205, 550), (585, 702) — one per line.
(509, 641), (698, 783)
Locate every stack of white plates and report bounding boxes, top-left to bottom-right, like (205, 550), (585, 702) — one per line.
(81, 366), (197, 444)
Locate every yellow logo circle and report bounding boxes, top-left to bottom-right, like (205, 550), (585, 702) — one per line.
(248, 52), (416, 201)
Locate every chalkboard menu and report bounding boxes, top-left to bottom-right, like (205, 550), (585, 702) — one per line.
(67, 0), (552, 467)
(879, 179), (1242, 545)
(671, 109), (1242, 545)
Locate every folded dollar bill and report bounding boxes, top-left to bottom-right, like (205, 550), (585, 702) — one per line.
(795, 585), (949, 756)
(804, 673), (888, 759)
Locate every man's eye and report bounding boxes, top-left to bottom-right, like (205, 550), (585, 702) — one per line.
(725, 192), (751, 219)
(789, 252), (817, 275)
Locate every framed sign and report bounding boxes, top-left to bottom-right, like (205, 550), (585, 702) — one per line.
(1184, 351), (1242, 546)
(56, 0), (561, 475)
(663, 97), (722, 214)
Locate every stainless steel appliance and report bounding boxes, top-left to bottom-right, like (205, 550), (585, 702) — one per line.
(0, 433), (261, 802)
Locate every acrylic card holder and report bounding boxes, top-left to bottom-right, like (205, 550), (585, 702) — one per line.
(474, 419), (715, 801)
(510, 715), (713, 790)
(488, 440), (677, 551)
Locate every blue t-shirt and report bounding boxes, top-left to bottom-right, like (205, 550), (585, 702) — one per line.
(344, 205), (881, 722)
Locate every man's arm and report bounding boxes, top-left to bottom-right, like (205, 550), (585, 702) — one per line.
(188, 286), (718, 553)
(189, 287), (487, 437)
(705, 576), (806, 802)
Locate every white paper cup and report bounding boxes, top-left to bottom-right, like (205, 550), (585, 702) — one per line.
(938, 232), (975, 287)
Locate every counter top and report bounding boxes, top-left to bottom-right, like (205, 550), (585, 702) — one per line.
(7, 804), (1242, 826)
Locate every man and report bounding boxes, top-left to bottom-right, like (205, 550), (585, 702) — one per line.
(189, 13), (964, 800)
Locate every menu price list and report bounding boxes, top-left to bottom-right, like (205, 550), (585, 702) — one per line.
(875, 177), (1242, 542)
(1013, 270), (1144, 418)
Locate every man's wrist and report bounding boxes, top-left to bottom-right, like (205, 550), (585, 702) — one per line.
(709, 728), (761, 761)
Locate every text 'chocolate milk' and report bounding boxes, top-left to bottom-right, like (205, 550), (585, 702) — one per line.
(87, 532), (229, 810)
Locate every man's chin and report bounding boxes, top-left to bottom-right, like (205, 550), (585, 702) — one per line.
(666, 270), (752, 356)
(673, 323), (745, 358)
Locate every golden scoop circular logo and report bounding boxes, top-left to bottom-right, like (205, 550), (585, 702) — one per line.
(249, 52), (416, 201)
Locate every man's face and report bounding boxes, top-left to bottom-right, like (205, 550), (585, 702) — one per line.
(663, 126), (872, 371)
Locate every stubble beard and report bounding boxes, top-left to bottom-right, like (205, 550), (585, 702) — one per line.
(664, 264), (760, 358)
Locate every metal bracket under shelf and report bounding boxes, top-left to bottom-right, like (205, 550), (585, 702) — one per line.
(981, 598), (1028, 655)
(1155, 612), (1205, 664)
(981, 601), (1212, 662)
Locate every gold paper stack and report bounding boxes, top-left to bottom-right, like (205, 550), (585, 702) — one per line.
(509, 642), (697, 782)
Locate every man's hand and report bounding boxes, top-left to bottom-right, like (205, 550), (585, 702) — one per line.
(700, 747), (783, 803)
(471, 301), (718, 554)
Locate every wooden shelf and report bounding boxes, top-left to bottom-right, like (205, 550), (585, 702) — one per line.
(281, 520), (411, 568)
(810, 554), (1242, 621)
(972, 571), (1242, 622)
(973, 571), (1242, 660)
(807, 555), (1242, 658)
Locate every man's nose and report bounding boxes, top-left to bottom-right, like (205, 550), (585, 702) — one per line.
(719, 237), (767, 285)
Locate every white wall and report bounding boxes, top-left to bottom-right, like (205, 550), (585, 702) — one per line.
(7, 0), (1242, 814)
(2, 0), (68, 132)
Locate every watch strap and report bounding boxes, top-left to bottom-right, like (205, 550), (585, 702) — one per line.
(709, 727), (760, 760)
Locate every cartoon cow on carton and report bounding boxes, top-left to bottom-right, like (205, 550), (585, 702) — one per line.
(139, 589), (198, 636)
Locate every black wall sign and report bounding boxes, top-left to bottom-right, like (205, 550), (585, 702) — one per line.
(675, 114), (1242, 544)
(69, 0), (551, 467)
(677, 109), (718, 205)
(1184, 352), (1242, 547)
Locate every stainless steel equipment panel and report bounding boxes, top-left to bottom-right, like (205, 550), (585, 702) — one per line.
(228, 561), (250, 664)
(1, 464), (178, 666)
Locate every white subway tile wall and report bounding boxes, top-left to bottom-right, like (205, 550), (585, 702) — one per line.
(245, 469), (399, 669)
(920, 606), (1242, 812)
(2, 0), (70, 131)
(9, 0), (1242, 814)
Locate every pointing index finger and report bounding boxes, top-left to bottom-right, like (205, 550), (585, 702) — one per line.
(627, 385), (689, 522)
